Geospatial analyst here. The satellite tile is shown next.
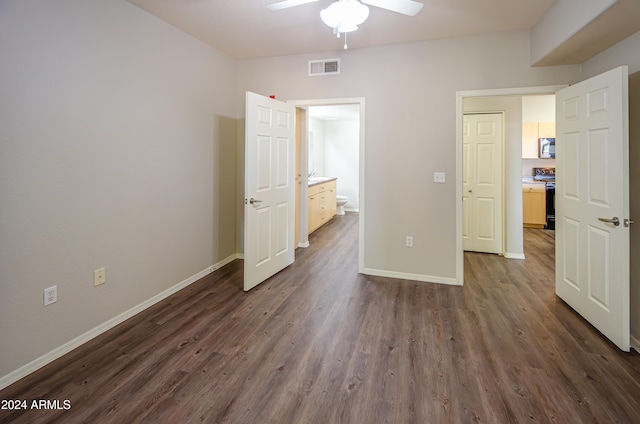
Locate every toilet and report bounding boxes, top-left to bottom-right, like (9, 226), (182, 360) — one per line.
(336, 195), (348, 216)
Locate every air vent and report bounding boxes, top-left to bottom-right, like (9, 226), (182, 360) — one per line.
(308, 59), (340, 76)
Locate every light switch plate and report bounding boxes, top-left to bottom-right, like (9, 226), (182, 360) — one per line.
(434, 172), (446, 183)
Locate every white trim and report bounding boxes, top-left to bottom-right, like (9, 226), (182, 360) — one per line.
(504, 252), (526, 260)
(362, 268), (461, 286)
(0, 255), (238, 391)
(456, 85), (567, 286)
(298, 241), (310, 248)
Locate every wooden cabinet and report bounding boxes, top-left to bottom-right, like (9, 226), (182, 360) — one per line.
(326, 182), (337, 218)
(522, 122), (555, 158)
(308, 190), (320, 232)
(523, 183), (546, 228)
(522, 123), (539, 159)
(308, 179), (337, 234)
(538, 122), (556, 139)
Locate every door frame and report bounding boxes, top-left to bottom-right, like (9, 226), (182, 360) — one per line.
(455, 86), (566, 284)
(288, 97), (365, 272)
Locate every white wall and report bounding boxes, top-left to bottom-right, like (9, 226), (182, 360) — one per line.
(581, 31), (640, 78)
(522, 95), (556, 122)
(308, 117), (326, 176)
(0, 0), (238, 383)
(324, 119), (360, 211)
(237, 31), (580, 281)
(530, 0), (617, 65)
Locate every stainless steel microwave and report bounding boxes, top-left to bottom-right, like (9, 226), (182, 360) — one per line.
(539, 138), (555, 159)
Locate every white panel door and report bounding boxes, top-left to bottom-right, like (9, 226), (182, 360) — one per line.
(244, 92), (296, 291)
(555, 66), (630, 351)
(463, 113), (503, 254)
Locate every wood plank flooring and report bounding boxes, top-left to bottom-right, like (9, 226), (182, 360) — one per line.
(2, 214), (640, 423)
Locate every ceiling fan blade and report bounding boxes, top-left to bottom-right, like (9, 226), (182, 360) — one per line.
(267, 0), (322, 11)
(362, 0), (424, 16)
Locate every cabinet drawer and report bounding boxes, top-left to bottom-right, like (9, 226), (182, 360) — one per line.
(522, 183), (545, 193)
(308, 184), (322, 196)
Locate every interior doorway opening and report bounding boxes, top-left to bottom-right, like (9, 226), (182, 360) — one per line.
(456, 86), (566, 284)
(289, 98), (365, 273)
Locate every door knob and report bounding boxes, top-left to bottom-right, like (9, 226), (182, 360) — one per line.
(598, 216), (620, 226)
(249, 198), (263, 205)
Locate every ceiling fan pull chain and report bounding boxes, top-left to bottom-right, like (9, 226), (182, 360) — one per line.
(344, 31), (348, 49)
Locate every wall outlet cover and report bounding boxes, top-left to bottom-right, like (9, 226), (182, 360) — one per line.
(44, 285), (57, 306)
(94, 267), (106, 286)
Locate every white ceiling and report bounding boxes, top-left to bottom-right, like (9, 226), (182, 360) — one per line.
(127, 0), (557, 60)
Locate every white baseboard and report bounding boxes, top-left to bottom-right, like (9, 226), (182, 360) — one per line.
(215, 253), (240, 270)
(361, 267), (461, 286)
(504, 252), (526, 260)
(0, 254), (238, 391)
(298, 241), (310, 248)
(631, 335), (640, 353)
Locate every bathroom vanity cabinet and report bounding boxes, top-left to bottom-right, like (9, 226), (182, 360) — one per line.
(308, 179), (337, 234)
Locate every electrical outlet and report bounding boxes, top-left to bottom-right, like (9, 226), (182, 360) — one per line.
(406, 236), (414, 248)
(434, 172), (446, 183)
(94, 267), (106, 287)
(44, 285), (57, 306)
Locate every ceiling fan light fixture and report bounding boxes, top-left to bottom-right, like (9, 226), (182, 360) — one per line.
(321, 0), (369, 34)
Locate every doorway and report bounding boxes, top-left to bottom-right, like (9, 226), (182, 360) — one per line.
(289, 97), (366, 272)
(455, 86), (566, 283)
(307, 104), (360, 219)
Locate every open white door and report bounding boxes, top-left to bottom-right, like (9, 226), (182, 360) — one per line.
(462, 113), (503, 254)
(244, 92), (296, 291)
(555, 66), (630, 351)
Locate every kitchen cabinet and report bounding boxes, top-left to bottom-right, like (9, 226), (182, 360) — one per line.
(522, 122), (555, 159)
(522, 183), (546, 228)
(308, 179), (337, 234)
(538, 122), (556, 139)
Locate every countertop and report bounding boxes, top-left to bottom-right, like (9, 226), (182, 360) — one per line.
(522, 177), (546, 184)
(308, 177), (337, 187)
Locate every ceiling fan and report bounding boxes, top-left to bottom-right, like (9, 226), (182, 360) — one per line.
(267, 0), (424, 17)
(267, 0), (424, 49)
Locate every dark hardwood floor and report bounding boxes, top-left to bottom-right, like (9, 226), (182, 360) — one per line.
(2, 214), (640, 423)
